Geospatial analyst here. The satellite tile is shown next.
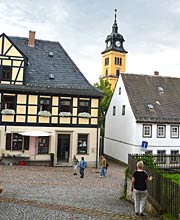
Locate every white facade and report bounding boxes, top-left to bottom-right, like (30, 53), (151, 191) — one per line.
(104, 74), (180, 164)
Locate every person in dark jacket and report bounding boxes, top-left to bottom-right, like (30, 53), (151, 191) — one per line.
(79, 157), (87, 178)
(131, 160), (153, 216)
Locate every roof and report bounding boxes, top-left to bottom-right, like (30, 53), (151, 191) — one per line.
(3, 35), (103, 98)
(121, 73), (180, 123)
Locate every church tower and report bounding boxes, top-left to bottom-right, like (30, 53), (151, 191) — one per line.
(101, 9), (128, 91)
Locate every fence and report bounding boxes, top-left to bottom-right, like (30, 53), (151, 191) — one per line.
(128, 154), (180, 219)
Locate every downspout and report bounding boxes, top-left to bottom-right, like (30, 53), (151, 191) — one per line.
(96, 98), (101, 169)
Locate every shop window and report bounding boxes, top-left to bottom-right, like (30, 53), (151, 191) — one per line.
(5, 133), (29, 151)
(77, 134), (88, 154)
(38, 137), (49, 154)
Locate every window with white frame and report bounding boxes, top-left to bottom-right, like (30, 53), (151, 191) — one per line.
(157, 125), (166, 138)
(170, 150), (179, 163)
(143, 124), (152, 138)
(157, 150), (166, 163)
(170, 126), (179, 138)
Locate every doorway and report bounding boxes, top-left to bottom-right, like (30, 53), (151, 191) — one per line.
(57, 134), (70, 163)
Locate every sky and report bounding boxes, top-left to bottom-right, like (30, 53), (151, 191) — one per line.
(0, 0), (180, 84)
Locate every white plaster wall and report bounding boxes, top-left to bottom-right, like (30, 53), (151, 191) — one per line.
(104, 75), (140, 164)
(136, 123), (180, 154)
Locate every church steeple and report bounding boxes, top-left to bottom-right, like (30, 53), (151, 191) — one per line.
(102, 9), (127, 55)
(112, 9), (118, 33)
(101, 9), (128, 92)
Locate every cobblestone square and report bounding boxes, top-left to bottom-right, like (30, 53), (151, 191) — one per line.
(0, 162), (159, 219)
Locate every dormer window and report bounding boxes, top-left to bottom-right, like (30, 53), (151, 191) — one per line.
(147, 104), (154, 110)
(1, 66), (12, 81)
(158, 86), (164, 95)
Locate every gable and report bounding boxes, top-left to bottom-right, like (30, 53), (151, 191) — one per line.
(0, 33), (27, 85)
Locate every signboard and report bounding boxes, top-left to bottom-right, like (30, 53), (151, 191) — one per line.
(141, 141), (148, 151)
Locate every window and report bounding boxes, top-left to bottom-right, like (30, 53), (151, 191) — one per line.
(77, 134), (88, 154)
(1, 66), (12, 81)
(6, 133), (29, 151)
(157, 125), (166, 138)
(119, 87), (121, 95)
(105, 69), (108, 76)
(145, 150), (153, 155)
(78, 100), (90, 113)
(38, 137), (49, 154)
(143, 124), (152, 138)
(170, 150), (179, 163)
(116, 69), (120, 77)
(2, 95), (15, 110)
(171, 126), (179, 138)
(39, 98), (50, 111)
(115, 57), (122, 65)
(105, 58), (109, 66)
(113, 106), (116, 116)
(122, 105), (125, 115)
(157, 150), (166, 163)
(60, 99), (72, 112)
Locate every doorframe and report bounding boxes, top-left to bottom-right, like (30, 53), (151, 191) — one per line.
(55, 131), (73, 165)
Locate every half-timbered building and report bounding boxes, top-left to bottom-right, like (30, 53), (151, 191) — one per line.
(0, 31), (103, 167)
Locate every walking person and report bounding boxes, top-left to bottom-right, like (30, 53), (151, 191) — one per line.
(99, 155), (107, 177)
(73, 155), (79, 175)
(79, 157), (87, 178)
(131, 160), (153, 216)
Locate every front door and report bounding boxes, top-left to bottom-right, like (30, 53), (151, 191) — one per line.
(57, 134), (70, 163)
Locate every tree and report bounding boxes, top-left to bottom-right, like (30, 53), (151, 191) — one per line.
(94, 79), (113, 137)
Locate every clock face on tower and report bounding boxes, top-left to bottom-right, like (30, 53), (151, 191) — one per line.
(107, 40), (111, 47)
(115, 40), (121, 47)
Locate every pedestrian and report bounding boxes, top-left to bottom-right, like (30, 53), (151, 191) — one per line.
(131, 160), (153, 216)
(73, 155), (79, 175)
(79, 157), (87, 178)
(99, 155), (107, 177)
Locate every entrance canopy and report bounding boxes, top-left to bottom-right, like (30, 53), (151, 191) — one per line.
(18, 130), (51, 137)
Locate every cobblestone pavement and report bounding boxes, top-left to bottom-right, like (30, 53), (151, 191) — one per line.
(0, 162), (160, 220)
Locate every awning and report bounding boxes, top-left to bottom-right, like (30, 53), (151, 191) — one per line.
(18, 130), (51, 137)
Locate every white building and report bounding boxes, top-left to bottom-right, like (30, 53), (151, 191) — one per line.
(104, 73), (180, 164)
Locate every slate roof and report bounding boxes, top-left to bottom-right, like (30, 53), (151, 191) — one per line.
(121, 73), (180, 123)
(2, 35), (103, 97)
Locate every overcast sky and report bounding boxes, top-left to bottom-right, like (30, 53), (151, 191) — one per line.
(0, 0), (180, 84)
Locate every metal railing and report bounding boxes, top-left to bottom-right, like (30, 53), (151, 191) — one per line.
(128, 154), (180, 219)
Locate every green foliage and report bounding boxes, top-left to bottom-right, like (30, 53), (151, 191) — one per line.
(120, 166), (129, 200)
(162, 173), (180, 184)
(135, 154), (156, 168)
(94, 79), (113, 136)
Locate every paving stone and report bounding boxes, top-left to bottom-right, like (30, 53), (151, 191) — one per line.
(0, 162), (160, 220)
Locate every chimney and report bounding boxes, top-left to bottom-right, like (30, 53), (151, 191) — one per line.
(154, 71), (159, 76)
(28, 30), (36, 47)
